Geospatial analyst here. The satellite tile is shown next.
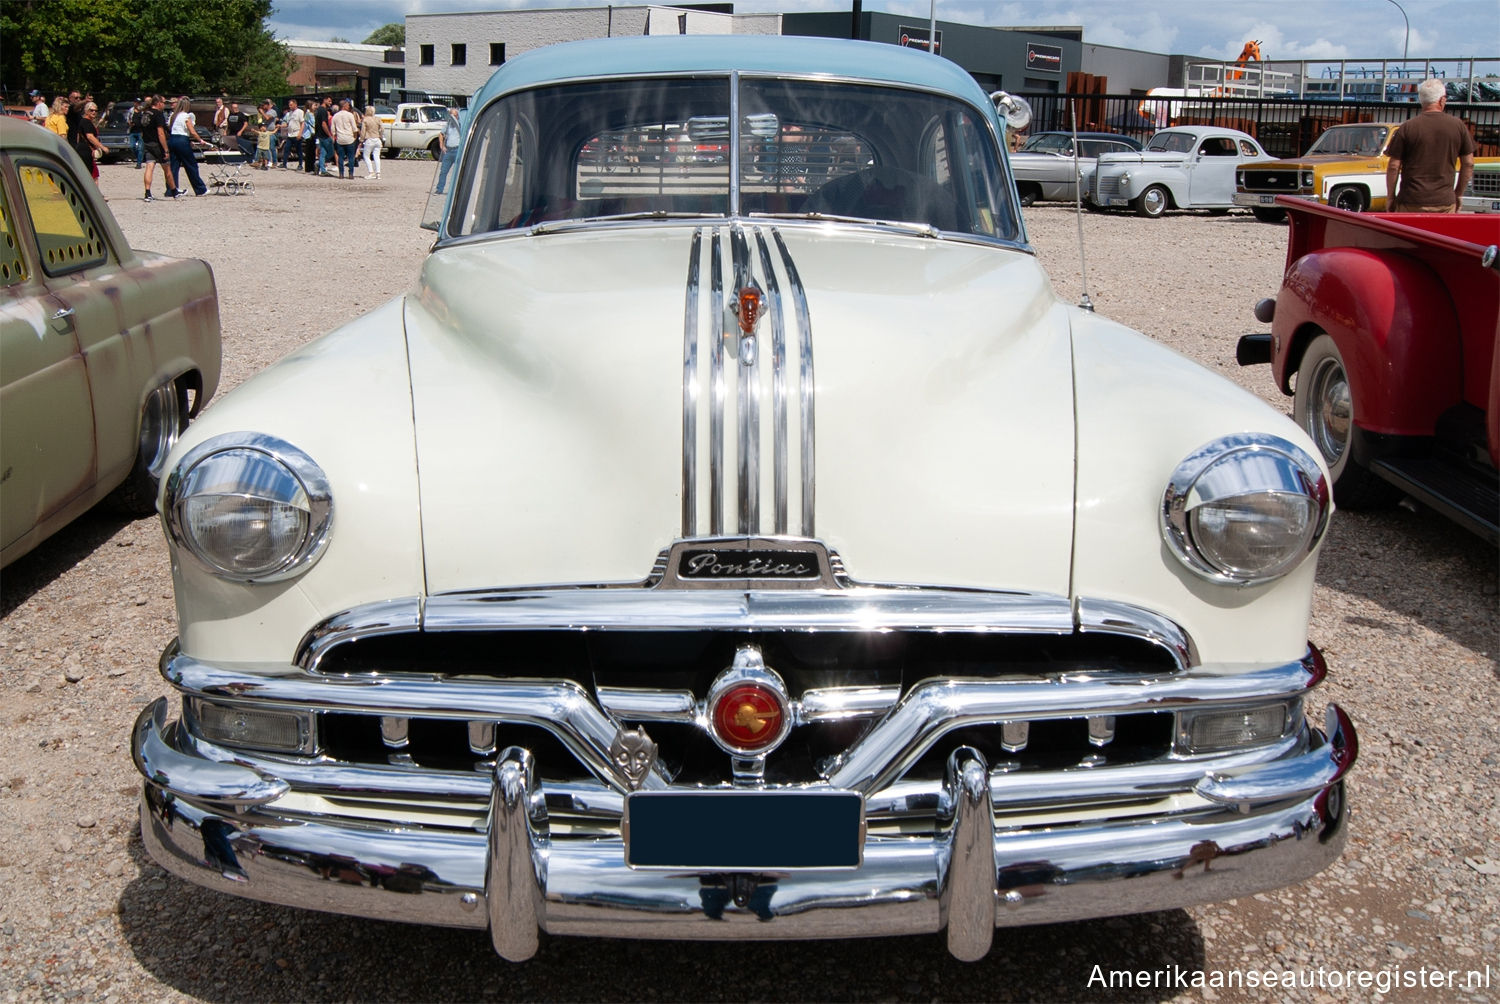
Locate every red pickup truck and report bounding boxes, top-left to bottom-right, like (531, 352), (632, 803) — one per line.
(1238, 199), (1499, 543)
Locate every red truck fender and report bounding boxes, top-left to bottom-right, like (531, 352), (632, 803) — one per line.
(1271, 246), (1463, 437)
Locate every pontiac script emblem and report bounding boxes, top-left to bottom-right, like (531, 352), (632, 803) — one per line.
(678, 548), (818, 580)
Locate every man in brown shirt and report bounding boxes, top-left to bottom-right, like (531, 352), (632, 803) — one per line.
(1384, 79), (1475, 212)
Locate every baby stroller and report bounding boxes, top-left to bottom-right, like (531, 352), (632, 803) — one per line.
(203, 140), (254, 195)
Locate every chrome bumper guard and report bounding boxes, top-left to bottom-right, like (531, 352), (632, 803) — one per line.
(134, 692), (1354, 961)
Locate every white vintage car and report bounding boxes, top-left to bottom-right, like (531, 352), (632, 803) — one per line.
(132, 36), (1354, 962)
(1087, 125), (1273, 217)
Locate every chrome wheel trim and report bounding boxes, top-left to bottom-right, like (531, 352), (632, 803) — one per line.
(140, 383), (183, 480)
(1304, 355), (1351, 468)
(1142, 186), (1166, 216)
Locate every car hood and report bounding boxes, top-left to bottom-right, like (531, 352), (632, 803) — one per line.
(1096, 151), (1188, 167)
(404, 225), (1077, 596)
(1243, 156), (1385, 170)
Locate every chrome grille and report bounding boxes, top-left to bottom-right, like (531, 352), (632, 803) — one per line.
(312, 628), (1181, 786)
(1240, 169), (1302, 193)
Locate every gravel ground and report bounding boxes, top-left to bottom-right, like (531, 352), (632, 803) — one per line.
(0, 161), (1496, 1004)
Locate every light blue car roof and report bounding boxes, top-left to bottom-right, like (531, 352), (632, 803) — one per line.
(468, 35), (996, 119)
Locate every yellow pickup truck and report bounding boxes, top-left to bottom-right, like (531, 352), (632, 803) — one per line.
(1233, 122), (1399, 220)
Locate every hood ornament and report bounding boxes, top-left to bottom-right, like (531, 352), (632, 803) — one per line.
(729, 284), (763, 366)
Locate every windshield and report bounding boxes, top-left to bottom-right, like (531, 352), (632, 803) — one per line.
(1306, 125), (1389, 157)
(445, 75), (1017, 241)
(1021, 133), (1071, 154)
(1146, 132), (1195, 154)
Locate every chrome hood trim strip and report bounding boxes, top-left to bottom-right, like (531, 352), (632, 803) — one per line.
(681, 229), (702, 536)
(773, 229), (816, 535)
(683, 225), (815, 539)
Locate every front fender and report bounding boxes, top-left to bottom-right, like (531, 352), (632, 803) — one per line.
(1271, 247), (1462, 436)
(161, 298), (424, 664)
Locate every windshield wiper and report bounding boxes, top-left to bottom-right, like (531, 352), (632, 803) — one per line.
(749, 212), (940, 238)
(532, 211), (707, 234)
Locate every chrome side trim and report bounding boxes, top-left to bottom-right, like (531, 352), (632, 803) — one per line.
(941, 750), (996, 961)
(487, 747), (546, 961)
(681, 228), (703, 536)
(730, 224), (760, 532)
(709, 227), (725, 534)
(1075, 597), (1197, 668)
(755, 229), (790, 534)
(597, 687), (697, 722)
(798, 685), (902, 723)
(295, 597), (423, 672)
(773, 230), (815, 535)
(826, 650), (1323, 794)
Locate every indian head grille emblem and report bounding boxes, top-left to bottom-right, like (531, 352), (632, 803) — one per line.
(609, 727), (658, 790)
(729, 284), (763, 366)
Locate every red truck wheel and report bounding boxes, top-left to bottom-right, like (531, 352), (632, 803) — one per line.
(1293, 334), (1400, 509)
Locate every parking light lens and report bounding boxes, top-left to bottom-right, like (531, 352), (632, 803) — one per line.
(1179, 700), (1301, 754)
(189, 697), (311, 754)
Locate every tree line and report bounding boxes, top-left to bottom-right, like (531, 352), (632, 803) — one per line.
(3, 0), (296, 99)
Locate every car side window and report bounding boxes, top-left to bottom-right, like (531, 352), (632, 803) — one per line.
(0, 185), (28, 287)
(402, 109), (417, 123)
(15, 160), (107, 277)
(1199, 137), (1236, 157)
(1239, 140), (1259, 157)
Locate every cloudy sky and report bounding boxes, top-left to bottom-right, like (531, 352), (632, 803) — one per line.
(266, 0), (1499, 62)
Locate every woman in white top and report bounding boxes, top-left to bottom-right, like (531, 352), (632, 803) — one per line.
(360, 106), (383, 179)
(167, 98), (208, 196)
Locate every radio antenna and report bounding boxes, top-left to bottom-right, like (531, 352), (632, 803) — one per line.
(1070, 100), (1094, 312)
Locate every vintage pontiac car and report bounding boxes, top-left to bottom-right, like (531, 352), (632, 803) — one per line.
(132, 37), (1354, 961)
(1233, 122), (1400, 221)
(1010, 130), (1143, 206)
(0, 119), (220, 567)
(1087, 125), (1272, 217)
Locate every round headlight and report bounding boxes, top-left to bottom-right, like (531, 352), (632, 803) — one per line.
(165, 434), (333, 582)
(1161, 434), (1329, 585)
(1301, 171), (1315, 188)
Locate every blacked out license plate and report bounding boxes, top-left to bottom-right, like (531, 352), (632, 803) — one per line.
(624, 790), (864, 870)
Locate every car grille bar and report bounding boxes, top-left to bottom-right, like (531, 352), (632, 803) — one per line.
(1240, 170), (1301, 193)
(162, 642), (1319, 798)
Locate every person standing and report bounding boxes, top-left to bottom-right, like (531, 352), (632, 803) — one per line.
(1385, 79), (1476, 213)
(44, 96), (68, 137)
(302, 102), (318, 174)
(126, 98), (145, 168)
(224, 101), (251, 160)
(30, 91), (48, 125)
(280, 98), (303, 169)
(315, 97), (335, 175)
(212, 97), (228, 137)
(140, 95), (179, 201)
(167, 97), (209, 196)
(72, 102), (106, 184)
(259, 100), (279, 168)
(331, 99), (358, 179)
(433, 105), (462, 194)
(359, 105), (383, 179)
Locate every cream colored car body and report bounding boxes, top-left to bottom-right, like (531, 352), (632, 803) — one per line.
(167, 225), (1321, 667)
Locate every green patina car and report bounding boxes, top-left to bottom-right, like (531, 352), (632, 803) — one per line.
(0, 118), (221, 567)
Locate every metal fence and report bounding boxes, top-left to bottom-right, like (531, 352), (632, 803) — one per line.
(1021, 93), (1500, 158)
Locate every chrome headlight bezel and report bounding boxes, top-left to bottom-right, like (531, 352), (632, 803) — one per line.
(1301, 170), (1315, 189)
(1161, 433), (1330, 586)
(164, 433), (334, 583)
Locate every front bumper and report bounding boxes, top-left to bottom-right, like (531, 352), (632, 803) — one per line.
(1233, 192), (1318, 208)
(135, 698), (1354, 961)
